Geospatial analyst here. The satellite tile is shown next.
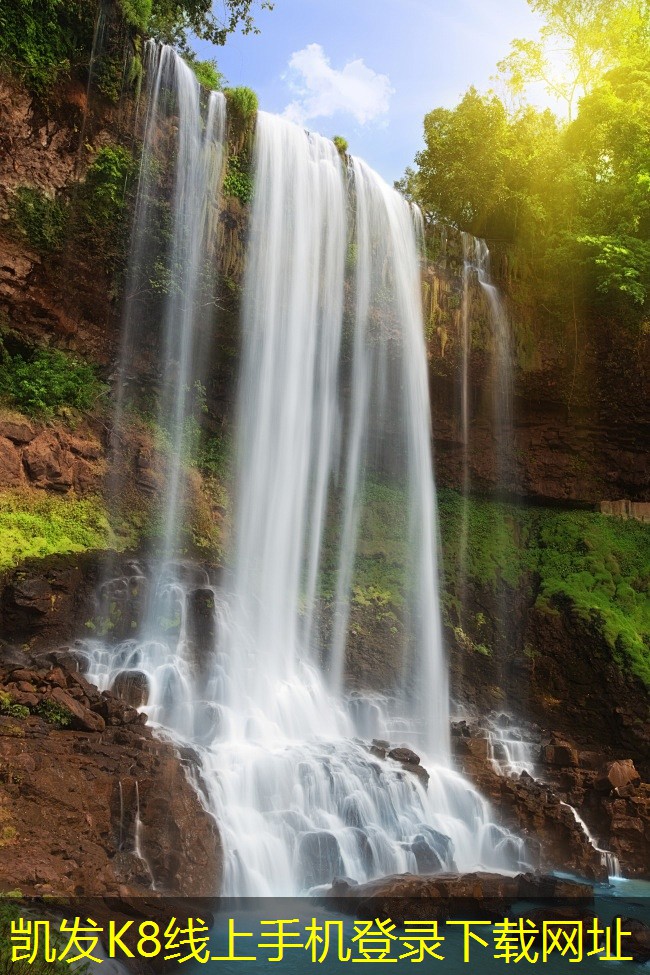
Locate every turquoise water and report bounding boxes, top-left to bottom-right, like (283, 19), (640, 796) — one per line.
(177, 879), (650, 974)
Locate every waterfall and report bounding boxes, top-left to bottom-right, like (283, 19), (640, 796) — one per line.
(470, 237), (515, 491)
(560, 803), (622, 880)
(83, 54), (528, 896)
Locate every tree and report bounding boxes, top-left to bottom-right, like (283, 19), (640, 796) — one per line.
(496, 0), (648, 120)
(402, 88), (560, 241)
(148, 0), (274, 52)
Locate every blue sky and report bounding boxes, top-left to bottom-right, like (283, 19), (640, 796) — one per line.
(193, 0), (543, 184)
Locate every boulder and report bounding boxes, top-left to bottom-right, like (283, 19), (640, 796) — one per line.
(541, 738), (579, 768)
(50, 686), (105, 732)
(614, 917), (650, 963)
(111, 670), (149, 709)
(595, 760), (641, 794)
(388, 746), (420, 765)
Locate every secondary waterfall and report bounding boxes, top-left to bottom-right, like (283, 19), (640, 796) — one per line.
(83, 50), (528, 896)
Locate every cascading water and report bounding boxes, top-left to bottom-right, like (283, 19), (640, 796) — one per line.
(468, 237), (515, 489)
(83, 53), (529, 896)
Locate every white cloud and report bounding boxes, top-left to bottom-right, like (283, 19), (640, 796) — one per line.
(282, 43), (393, 127)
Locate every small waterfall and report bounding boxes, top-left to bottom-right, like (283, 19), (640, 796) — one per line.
(469, 238), (515, 490)
(83, 58), (528, 896)
(485, 719), (536, 777)
(560, 803), (622, 879)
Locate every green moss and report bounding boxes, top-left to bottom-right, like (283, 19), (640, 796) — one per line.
(437, 489), (650, 686)
(82, 145), (136, 227)
(0, 0), (95, 91)
(11, 188), (68, 252)
(0, 491), (115, 570)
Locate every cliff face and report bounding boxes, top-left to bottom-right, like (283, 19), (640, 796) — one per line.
(0, 69), (647, 890)
(422, 232), (649, 506)
(2, 70), (646, 508)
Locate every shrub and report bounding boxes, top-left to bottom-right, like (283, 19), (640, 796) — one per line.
(0, 692), (29, 720)
(0, 0), (94, 91)
(82, 145), (136, 227)
(0, 899), (91, 974)
(186, 57), (225, 91)
(224, 86), (258, 122)
(222, 155), (253, 203)
(36, 699), (72, 727)
(332, 135), (348, 155)
(0, 346), (105, 417)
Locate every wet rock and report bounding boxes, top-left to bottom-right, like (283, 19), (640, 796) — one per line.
(111, 670), (149, 709)
(388, 746), (420, 765)
(411, 834), (443, 872)
(92, 692), (144, 727)
(614, 917), (650, 963)
(542, 737), (580, 767)
(325, 872), (593, 922)
(0, 659), (222, 897)
(298, 831), (345, 889)
(594, 760), (641, 794)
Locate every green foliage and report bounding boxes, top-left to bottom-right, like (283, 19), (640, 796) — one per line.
(185, 57), (225, 91)
(225, 86), (259, 122)
(0, 692), (29, 720)
(223, 155), (253, 203)
(437, 489), (650, 685)
(82, 145), (136, 228)
(11, 188), (68, 253)
(332, 135), (348, 155)
(35, 698), (72, 726)
(0, 346), (105, 417)
(404, 0), (650, 331)
(495, 0), (647, 121)
(0, 899), (91, 975)
(149, 0), (273, 53)
(0, 491), (114, 570)
(0, 0), (95, 91)
(119, 0), (153, 31)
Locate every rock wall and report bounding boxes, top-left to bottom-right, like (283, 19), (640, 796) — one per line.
(424, 230), (649, 505)
(0, 653), (221, 896)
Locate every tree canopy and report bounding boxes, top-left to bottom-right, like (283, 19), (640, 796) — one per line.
(402, 0), (650, 317)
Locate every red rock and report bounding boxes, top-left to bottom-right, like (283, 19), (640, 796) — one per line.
(595, 760), (641, 793)
(67, 436), (101, 459)
(23, 432), (74, 491)
(72, 456), (99, 492)
(0, 417), (35, 443)
(542, 739), (579, 767)
(50, 687), (105, 732)
(0, 435), (23, 486)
